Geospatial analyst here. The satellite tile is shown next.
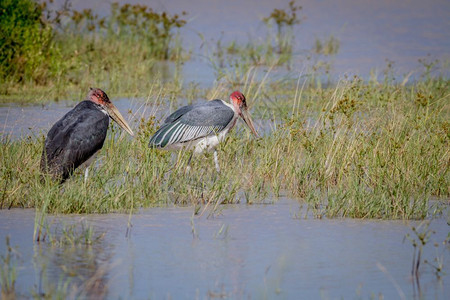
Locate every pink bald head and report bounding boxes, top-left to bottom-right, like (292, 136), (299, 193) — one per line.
(230, 91), (247, 110)
(229, 91), (258, 137)
(88, 87), (111, 106)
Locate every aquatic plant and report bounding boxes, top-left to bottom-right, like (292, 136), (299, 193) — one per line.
(262, 0), (303, 55)
(404, 221), (449, 297)
(405, 222), (435, 280)
(406, 222), (449, 276)
(61, 2), (187, 60)
(49, 221), (104, 246)
(0, 236), (18, 299)
(308, 35), (340, 83)
(108, 2), (187, 60)
(202, 0), (306, 82)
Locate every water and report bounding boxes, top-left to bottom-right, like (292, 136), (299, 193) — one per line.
(59, 0), (450, 82)
(0, 98), (153, 140)
(0, 200), (449, 299)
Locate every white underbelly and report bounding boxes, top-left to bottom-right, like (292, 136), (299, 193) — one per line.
(193, 135), (220, 153)
(163, 127), (230, 154)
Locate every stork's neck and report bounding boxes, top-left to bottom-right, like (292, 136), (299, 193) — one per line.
(92, 102), (108, 116)
(222, 99), (239, 116)
(220, 99), (239, 132)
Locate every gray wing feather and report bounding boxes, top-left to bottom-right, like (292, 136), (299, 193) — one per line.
(149, 100), (234, 148)
(163, 104), (195, 124)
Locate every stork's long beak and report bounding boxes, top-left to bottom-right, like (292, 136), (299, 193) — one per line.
(240, 108), (258, 138)
(107, 104), (134, 136)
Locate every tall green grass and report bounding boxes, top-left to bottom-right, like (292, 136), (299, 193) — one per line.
(1, 75), (448, 219)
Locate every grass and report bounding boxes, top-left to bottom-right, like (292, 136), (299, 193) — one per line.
(0, 0), (188, 103)
(1, 73), (448, 219)
(1, 4), (448, 300)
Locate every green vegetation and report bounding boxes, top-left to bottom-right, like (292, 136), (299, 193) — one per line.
(404, 221), (450, 296)
(262, 0), (303, 56)
(1, 4), (448, 300)
(405, 222), (438, 280)
(0, 0), (187, 102)
(30, 218), (108, 299)
(1, 72), (448, 219)
(0, 0), (57, 86)
(34, 208), (105, 245)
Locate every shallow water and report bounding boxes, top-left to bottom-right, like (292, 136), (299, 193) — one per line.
(60, 0), (450, 82)
(0, 200), (449, 299)
(0, 98), (150, 139)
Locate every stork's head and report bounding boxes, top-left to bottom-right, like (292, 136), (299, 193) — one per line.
(88, 88), (111, 106)
(88, 88), (134, 136)
(230, 91), (258, 137)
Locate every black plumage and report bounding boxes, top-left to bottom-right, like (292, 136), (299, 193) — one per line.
(40, 88), (134, 182)
(40, 101), (109, 182)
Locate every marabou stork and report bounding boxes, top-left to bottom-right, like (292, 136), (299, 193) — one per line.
(148, 91), (258, 172)
(40, 88), (134, 183)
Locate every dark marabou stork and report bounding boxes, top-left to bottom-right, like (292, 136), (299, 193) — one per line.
(40, 88), (134, 182)
(148, 91), (258, 172)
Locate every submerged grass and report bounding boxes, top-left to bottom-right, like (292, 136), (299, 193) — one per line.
(1, 74), (448, 219)
(0, 236), (18, 300)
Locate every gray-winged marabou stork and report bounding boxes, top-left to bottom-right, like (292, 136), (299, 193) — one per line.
(40, 88), (134, 183)
(148, 91), (258, 172)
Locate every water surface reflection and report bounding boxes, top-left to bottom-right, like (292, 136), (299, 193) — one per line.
(1, 201), (448, 299)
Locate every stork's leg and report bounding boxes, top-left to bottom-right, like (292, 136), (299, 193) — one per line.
(187, 152), (194, 166)
(84, 166), (89, 183)
(214, 150), (220, 173)
(185, 152), (194, 173)
(82, 153), (96, 183)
